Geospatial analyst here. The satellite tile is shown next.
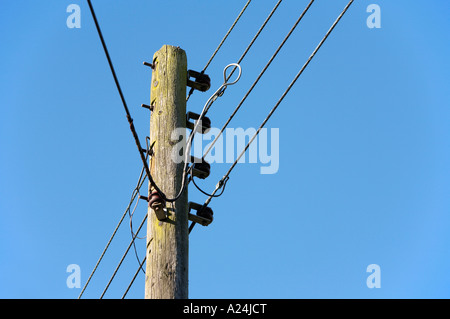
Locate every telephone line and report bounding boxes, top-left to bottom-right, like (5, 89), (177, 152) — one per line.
(202, 0), (315, 161)
(100, 214), (147, 299)
(122, 256), (146, 299)
(187, 0), (252, 101)
(191, 0), (283, 118)
(190, 0), (355, 233)
(225, 0), (283, 83)
(78, 138), (150, 299)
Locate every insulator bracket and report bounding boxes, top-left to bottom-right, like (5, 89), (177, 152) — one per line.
(187, 70), (211, 92)
(190, 156), (211, 179)
(186, 111), (211, 134)
(188, 202), (213, 226)
(147, 190), (167, 221)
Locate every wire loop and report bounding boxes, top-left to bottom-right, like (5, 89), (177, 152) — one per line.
(223, 63), (242, 86)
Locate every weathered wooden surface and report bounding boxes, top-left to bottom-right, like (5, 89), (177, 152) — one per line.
(145, 45), (188, 299)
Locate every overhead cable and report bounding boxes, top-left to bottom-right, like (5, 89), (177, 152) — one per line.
(186, 0), (252, 101)
(190, 0), (355, 233)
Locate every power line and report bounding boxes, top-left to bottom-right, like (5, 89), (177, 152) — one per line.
(188, 0), (316, 203)
(100, 214), (147, 299)
(86, 0), (274, 205)
(190, 0), (283, 120)
(78, 179), (145, 298)
(186, 0), (252, 102)
(128, 195), (146, 275)
(84, 1), (245, 298)
(189, 0), (287, 197)
(190, 0), (355, 233)
(122, 256), (146, 299)
(86, 0), (355, 296)
(212, 0), (355, 203)
(224, 0), (283, 83)
(128, 138), (153, 274)
(191, 173), (229, 198)
(78, 138), (150, 299)
(78, 175), (146, 299)
(201, 0), (315, 161)
(201, 0), (252, 73)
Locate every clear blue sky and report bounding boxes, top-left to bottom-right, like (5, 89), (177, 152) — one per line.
(0, 0), (449, 299)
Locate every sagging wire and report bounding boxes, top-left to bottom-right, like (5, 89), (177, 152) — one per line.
(100, 214), (147, 299)
(78, 137), (151, 299)
(173, 63), (242, 202)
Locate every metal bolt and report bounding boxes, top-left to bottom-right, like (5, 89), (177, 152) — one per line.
(143, 61), (154, 69)
(141, 104), (154, 111)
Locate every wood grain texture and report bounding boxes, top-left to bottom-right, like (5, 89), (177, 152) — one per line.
(145, 45), (188, 299)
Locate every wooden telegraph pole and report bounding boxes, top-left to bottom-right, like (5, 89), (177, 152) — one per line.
(145, 45), (189, 299)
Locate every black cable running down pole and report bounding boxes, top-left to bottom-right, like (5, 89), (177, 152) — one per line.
(86, 0), (129, 119)
(86, 0), (179, 202)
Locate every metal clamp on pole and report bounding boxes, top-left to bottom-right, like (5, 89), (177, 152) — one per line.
(187, 70), (211, 92)
(186, 111), (211, 134)
(188, 202), (213, 226)
(190, 156), (211, 179)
